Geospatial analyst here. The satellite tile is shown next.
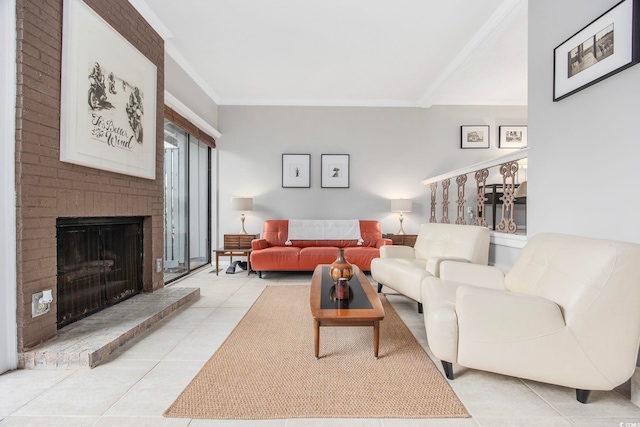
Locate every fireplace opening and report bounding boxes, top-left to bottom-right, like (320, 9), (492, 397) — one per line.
(56, 217), (144, 328)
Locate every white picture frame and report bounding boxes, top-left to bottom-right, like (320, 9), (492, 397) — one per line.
(321, 154), (350, 188)
(60, 0), (157, 179)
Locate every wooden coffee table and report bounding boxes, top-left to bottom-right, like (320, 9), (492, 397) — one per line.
(310, 264), (385, 359)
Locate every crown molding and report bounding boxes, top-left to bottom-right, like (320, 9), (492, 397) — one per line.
(419, 0), (524, 108)
(165, 42), (222, 106)
(218, 98), (421, 108)
(127, 1), (222, 106)
(127, 0), (173, 40)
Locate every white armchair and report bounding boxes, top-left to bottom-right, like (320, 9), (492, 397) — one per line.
(370, 223), (490, 313)
(423, 233), (640, 403)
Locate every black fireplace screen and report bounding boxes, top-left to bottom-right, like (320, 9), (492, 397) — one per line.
(56, 217), (143, 328)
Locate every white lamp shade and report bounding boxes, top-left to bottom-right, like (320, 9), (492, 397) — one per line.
(231, 197), (253, 211)
(390, 199), (412, 213)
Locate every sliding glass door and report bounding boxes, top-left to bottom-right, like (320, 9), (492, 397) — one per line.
(188, 137), (210, 270)
(163, 120), (211, 283)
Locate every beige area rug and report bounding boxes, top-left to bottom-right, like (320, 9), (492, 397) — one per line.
(164, 285), (469, 420)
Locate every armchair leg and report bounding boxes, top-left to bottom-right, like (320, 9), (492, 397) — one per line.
(258, 271), (262, 278)
(377, 283), (383, 293)
(441, 361), (454, 380)
(576, 389), (591, 404)
(418, 302), (423, 314)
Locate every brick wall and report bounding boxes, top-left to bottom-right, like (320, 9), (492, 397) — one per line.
(15, 0), (164, 350)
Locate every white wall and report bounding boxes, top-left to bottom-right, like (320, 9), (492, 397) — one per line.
(0, 0), (18, 373)
(165, 54), (218, 129)
(216, 105), (527, 247)
(528, 0), (640, 243)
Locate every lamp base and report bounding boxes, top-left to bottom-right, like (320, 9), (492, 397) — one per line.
(396, 216), (406, 235)
(239, 215), (248, 234)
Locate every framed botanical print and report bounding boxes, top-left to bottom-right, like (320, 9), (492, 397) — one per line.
(321, 154), (349, 188)
(282, 154), (310, 188)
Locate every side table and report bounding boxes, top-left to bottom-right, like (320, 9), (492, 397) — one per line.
(213, 248), (253, 276)
(383, 234), (418, 247)
(214, 233), (259, 276)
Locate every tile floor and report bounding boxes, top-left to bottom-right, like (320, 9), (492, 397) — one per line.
(1, 266), (640, 427)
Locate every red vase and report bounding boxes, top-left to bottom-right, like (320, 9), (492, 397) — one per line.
(330, 248), (353, 282)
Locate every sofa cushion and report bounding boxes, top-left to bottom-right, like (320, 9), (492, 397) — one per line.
(261, 220), (290, 246)
(298, 247), (342, 270)
(344, 247), (382, 271)
(250, 246), (300, 271)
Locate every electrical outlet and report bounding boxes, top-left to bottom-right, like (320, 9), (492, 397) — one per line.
(32, 292), (50, 318)
(155, 258), (163, 273)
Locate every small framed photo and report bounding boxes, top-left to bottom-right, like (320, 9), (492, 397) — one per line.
(321, 154), (349, 188)
(282, 154), (310, 188)
(461, 125), (490, 149)
(553, 0), (640, 101)
(499, 126), (528, 149)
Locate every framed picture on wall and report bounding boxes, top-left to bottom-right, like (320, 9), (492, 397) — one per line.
(461, 125), (490, 149)
(59, 0), (157, 179)
(321, 154), (349, 188)
(553, 0), (640, 101)
(282, 154), (311, 188)
(498, 126), (528, 149)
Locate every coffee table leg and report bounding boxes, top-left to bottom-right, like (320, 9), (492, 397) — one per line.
(314, 320), (320, 360)
(373, 320), (380, 359)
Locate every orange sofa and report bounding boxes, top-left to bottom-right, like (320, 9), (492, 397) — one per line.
(250, 219), (391, 277)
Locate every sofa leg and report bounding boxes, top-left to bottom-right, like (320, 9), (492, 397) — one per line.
(576, 389), (591, 404)
(258, 271), (262, 278)
(441, 361), (454, 380)
(377, 283), (383, 293)
(418, 302), (423, 314)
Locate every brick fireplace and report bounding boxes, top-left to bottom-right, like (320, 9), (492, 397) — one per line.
(15, 0), (165, 351)
(56, 217), (144, 328)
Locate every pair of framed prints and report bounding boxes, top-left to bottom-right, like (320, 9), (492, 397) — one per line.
(461, 126), (527, 149)
(282, 154), (349, 188)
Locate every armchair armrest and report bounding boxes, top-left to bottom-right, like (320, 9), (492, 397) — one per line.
(251, 239), (269, 250)
(456, 286), (566, 342)
(379, 245), (415, 258)
(439, 261), (505, 289)
(376, 238), (393, 248)
(425, 257), (470, 277)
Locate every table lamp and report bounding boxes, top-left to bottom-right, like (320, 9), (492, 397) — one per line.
(390, 198), (412, 235)
(231, 197), (253, 234)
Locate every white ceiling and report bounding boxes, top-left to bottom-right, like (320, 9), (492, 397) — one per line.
(130, 0), (528, 108)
